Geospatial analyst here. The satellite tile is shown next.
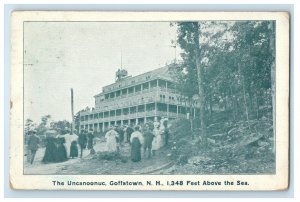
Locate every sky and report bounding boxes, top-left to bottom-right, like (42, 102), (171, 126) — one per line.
(24, 22), (180, 123)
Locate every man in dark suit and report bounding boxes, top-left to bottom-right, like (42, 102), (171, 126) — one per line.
(27, 129), (40, 164)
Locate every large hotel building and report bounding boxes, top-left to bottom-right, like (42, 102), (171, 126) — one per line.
(79, 66), (199, 132)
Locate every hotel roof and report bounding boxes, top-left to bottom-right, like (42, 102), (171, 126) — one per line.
(94, 66), (173, 97)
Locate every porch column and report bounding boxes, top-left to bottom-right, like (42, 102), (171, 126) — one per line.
(166, 81), (168, 92)
(144, 104), (146, 123)
(167, 104), (169, 117)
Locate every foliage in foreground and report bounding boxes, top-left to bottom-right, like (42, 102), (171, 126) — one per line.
(95, 151), (128, 163)
(168, 116), (275, 174)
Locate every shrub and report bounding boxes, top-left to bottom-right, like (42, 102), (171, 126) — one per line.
(171, 139), (195, 165)
(97, 151), (123, 161)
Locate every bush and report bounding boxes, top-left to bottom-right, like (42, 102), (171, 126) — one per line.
(171, 139), (195, 165)
(169, 119), (192, 141)
(97, 151), (125, 161)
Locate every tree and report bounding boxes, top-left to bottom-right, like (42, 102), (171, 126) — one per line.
(50, 120), (71, 134)
(193, 22), (207, 140)
(173, 20), (275, 140)
(174, 22), (230, 143)
(229, 21), (275, 121)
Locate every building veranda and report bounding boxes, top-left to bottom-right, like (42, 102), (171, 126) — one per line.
(79, 66), (200, 132)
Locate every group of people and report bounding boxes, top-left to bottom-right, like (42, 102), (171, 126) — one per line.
(42, 128), (81, 163)
(26, 127), (96, 164)
(77, 129), (95, 157)
(105, 117), (170, 162)
(26, 117), (170, 165)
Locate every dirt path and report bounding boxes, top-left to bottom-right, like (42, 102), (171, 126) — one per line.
(60, 143), (173, 175)
(24, 140), (105, 175)
(24, 140), (173, 175)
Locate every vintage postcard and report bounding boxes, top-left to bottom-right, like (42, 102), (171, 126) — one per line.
(10, 11), (289, 190)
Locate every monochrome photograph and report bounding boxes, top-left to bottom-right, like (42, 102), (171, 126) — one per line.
(10, 11), (289, 190)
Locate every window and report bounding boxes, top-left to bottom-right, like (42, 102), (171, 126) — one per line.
(146, 103), (155, 111)
(135, 85), (141, 92)
(128, 87), (134, 94)
(138, 105), (145, 112)
(169, 105), (177, 113)
(110, 110), (116, 116)
(157, 103), (167, 112)
(143, 82), (149, 90)
(122, 89), (127, 96)
(160, 94), (166, 102)
(150, 80), (157, 88)
(158, 80), (166, 88)
(123, 108), (129, 115)
(116, 109), (121, 116)
(130, 106), (136, 114)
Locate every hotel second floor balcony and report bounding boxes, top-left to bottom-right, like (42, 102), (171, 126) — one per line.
(93, 87), (187, 112)
(80, 110), (187, 125)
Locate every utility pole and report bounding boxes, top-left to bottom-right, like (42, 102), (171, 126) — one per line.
(71, 88), (75, 134)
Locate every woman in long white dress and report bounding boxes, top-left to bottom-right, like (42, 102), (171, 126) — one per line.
(159, 118), (169, 147)
(151, 119), (161, 155)
(105, 127), (118, 152)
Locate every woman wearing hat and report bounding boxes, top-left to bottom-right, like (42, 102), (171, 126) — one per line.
(130, 125), (144, 162)
(105, 126), (118, 152)
(151, 117), (161, 156)
(42, 130), (58, 163)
